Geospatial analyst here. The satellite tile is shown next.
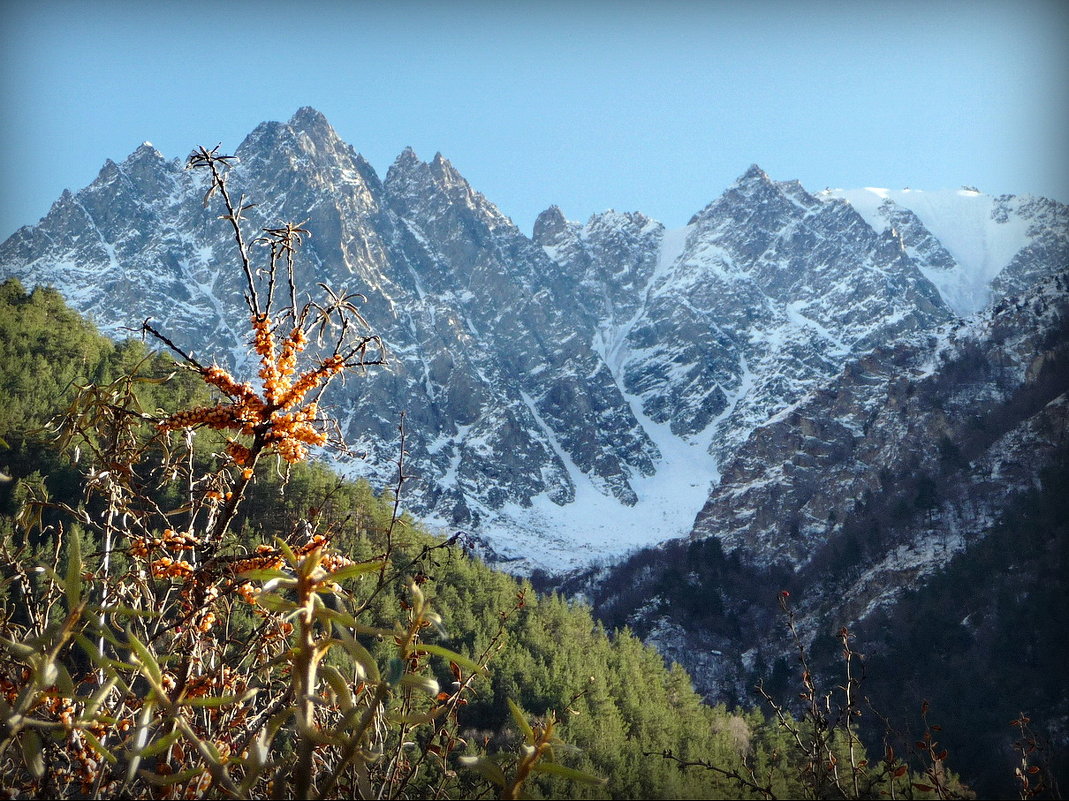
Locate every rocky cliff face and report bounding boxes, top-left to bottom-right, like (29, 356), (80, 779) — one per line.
(579, 272), (1069, 699)
(695, 271), (1068, 581)
(2, 108), (1065, 576)
(570, 273), (1069, 797)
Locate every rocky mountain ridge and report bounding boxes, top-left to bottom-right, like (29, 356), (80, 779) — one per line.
(1, 107), (1065, 575)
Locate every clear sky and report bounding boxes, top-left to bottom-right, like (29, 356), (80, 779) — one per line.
(2, 0), (1067, 240)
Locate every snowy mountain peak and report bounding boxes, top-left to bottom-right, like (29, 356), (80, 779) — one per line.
(821, 186), (1069, 316)
(240, 112), (323, 157)
(393, 146), (421, 167)
(288, 106), (336, 141)
(383, 147), (514, 233)
(687, 163), (807, 227)
(429, 152), (467, 187)
(387, 147), (436, 181)
(236, 120), (295, 160)
(737, 163), (772, 186)
(532, 205), (570, 243)
(125, 142), (164, 164)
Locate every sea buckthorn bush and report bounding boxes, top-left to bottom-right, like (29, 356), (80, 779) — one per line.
(0, 147), (600, 799)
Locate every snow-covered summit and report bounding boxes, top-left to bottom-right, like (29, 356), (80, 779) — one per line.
(821, 186), (1068, 316)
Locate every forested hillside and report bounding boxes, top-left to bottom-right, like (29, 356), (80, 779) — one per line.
(1, 277), (912, 799)
(0, 276), (988, 800)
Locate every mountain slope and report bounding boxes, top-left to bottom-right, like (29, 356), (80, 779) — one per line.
(574, 274), (1069, 769)
(577, 270), (1069, 714)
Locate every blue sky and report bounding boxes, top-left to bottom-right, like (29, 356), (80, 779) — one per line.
(2, 0), (1067, 240)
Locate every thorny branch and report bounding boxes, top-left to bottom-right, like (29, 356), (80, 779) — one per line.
(646, 749), (778, 800)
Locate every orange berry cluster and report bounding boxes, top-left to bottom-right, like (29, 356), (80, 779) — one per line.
(0, 676), (18, 706)
(151, 557), (195, 580)
(158, 314), (343, 467)
(162, 667), (245, 705)
(159, 668), (241, 706)
(131, 528), (201, 559)
(270, 327), (309, 401)
(231, 543), (287, 578)
(196, 611), (216, 633)
(204, 365), (256, 401)
(192, 769), (214, 797)
(252, 313), (277, 366)
(230, 547), (284, 610)
(225, 440), (252, 466)
(164, 528), (199, 551)
(266, 402), (329, 464)
(320, 549), (356, 575)
(158, 404), (241, 432)
(236, 582), (261, 605)
(183, 584), (221, 633)
(33, 696), (112, 795)
(293, 533), (357, 575)
(230, 534), (356, 607)
(296, 533), (329, 554)
(255, 315), (299, 407)
(275, 356), (344, 412)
